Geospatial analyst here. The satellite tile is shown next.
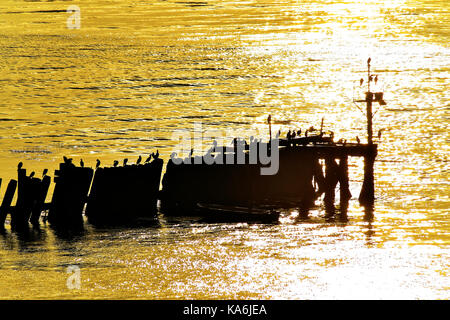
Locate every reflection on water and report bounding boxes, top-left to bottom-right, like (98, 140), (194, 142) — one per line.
(0, 0), (448, 299)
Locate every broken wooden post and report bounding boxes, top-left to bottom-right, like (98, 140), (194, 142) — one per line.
(359, 145), (377, 205)
(30, 175), (51, 225)
(0, 180), (17, 227)
(339, 156), (352, 201)
(12, 168), (32, 229)
(324, 157), (339, 206)
(48, 163), (93, 228)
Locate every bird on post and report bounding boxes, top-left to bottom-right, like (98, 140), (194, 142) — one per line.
(136, 155), (142, 165)
(42, 169), (48, 177)
(123, 158), (128, 166)
(145, 154), (152, 163)
(18, 162), (23, 170)
(360, 78), (364, 86)
(377, 129), (383, 140)
(155, 150), (159, 159)
(96, 159), (101, 169)
(29, 171), (35, 178)
(356, 136), (360, 144)
(113, 160), (119, 167)
(374, 75), (378, 84)
(80, 159), (84, 168)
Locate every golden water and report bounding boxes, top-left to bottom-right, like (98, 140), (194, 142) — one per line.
(0, 0), (448, 299)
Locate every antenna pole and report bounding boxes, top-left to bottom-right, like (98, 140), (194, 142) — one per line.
(366, 58), (373, 146)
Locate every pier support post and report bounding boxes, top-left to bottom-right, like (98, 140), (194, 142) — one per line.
(359, 145), (377, 205)
(324, 157), (339, 206)
(339, 156), (352, 201)
(0, 180), (17, 227)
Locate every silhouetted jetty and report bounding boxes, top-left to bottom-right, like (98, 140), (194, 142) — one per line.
(0, 59), (383, 229)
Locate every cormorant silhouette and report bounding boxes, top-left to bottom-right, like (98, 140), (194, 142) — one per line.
(297, 129), (301, 136)
(29, 171), (35, 178)
(291, 130), (296, 138)
(378, 129), (383, 140)
(136, 155), (142, 165)
(145, 154), (151, 163)
(287, 130), (291, 140)
(123, 158), (128, 166)
(18, 162), (23, 170)
(80, 159), (84, 167)
(155, 150), (159, 159)
(113, 160), (119, 167)
(96, 159), (101, 169)
(356, 136), (360, 144)
(42, 169), (48, 177)
(360, 78), (364, 86)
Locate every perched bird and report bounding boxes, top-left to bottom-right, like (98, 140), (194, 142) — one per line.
(374, 75), (378, 84)
(287, 130), (291, 140)
(189, 148), (194, 157)
(297, 129), (301, 136)
(155, 150), (159, 159)
(123, 158), (128, 166)
(18, 162), (23, 170)
(96, 159), (101, 169)
(360, 78), (364, 86)
(136, 155), (142, 165)
(305, 129), (308, 137)
(145, 154), (152, 163)
(367, 57), (371, 65)
(291, 130), (296, 139)
(63, 156), (73, 164)
(42, 169), (48, 177)
(378, 129), (383, 140)
(369, 75), (373, 82)
(113, 160), (119, 167)
(80, 159), (84, 168)
(29, 171), (35, 178)
(356, 136), (360, 144)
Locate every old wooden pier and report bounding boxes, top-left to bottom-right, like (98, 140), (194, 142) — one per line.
(0, 59), (382, 229)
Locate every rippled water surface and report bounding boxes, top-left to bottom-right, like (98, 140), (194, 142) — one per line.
(0, 0), (448, 299)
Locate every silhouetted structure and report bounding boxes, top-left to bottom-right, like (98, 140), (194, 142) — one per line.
(85, 157), (163, 226)
(47, 161), (94, 228)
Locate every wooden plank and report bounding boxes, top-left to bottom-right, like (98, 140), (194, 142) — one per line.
(0, 180), (17, 226)
(30, 175), (51, 225)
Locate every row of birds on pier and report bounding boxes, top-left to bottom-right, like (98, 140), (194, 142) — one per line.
(283, 126), (328, 140)
(282, 128), (383, 144)
(16, 151), (161, 178)
(65, 151), (160, 169)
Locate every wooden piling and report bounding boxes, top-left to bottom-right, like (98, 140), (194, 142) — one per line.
(359, 145), (377, 204)
(338, 156), (352, 201)
(48, 163), (94, 228)
(30, 175), (51, 225)
(0, 180), (17, 227)
(324, 157), (339, 206)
